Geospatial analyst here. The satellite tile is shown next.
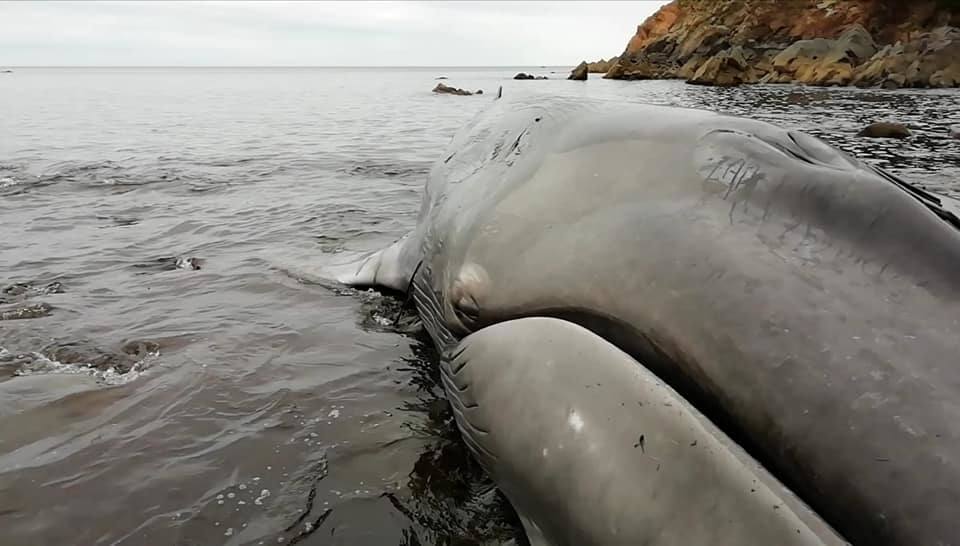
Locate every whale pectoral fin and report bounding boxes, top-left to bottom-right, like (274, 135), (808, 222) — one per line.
(514, 511), (551, 546)
(322, 235), (415, 292)
(442, 318), (848, 546)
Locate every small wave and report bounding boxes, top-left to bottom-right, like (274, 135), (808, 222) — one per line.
(96, 215), (140, 227)
(132, 256), (204, 272)
(341, 160), (431, 179)
(312, 235), (345, 254)
(0, 343), (158, 386)
(2, 281), (64, 299)
(0, 303), (54, 321)
(354, 289), (421, 333)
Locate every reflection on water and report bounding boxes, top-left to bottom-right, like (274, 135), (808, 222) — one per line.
(390, 332), (526, 546)
(0, 67), (957, 544)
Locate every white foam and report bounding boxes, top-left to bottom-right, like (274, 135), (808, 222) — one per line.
(254, 488), (270, 505)
(7, 346), (158, 386)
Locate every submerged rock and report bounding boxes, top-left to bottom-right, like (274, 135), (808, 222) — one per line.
(432, 83), (473, 96)
(513, 73), (548, 80)
(568, 61), (589, 81)
(858, 122), (912, 139)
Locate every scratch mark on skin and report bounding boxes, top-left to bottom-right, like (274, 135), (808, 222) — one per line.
(508, 129), (527, 156)
(633, 434), (645, 452)
(490, 140), (503, 159)
(761, 179), (786, 221)
(722, 159), (747, 200)
(704, 158), (726, 183)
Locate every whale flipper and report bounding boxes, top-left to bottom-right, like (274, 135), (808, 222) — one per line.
(322, 235), (418, 292)
(443, 318), (848, 546)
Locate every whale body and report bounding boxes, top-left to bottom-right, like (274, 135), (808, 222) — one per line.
(332, 95), (960, 545)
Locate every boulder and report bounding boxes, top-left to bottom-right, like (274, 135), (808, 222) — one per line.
(606, 44), (675, 80)
(687, 46), (752, 86)
(853, 26), (960, 88)
(514, 73), (548, 80)
(476, 89), (483, 94)
(950, 125), (960, 140)
(881, 73), (907, 89)
(771, 39), (834, 80)
(569, 61), (589, 81)
(764, 25), (879, 86)
(857, 122), (911, 139)
(802, 25), (879, 86)
(432, 83), (473, 96)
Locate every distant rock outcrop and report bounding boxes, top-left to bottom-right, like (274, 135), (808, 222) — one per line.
(600, 0), (960, 88)
(569, 62), (589, 81)
(568, 57), (623, 80)
(587, 57), (620, 73)
(432, 83), (474, 96)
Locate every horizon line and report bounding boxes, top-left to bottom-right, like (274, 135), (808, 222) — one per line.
(2, 64), (575, 69)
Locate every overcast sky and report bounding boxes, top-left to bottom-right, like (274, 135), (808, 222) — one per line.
(0, 1), (669, 66)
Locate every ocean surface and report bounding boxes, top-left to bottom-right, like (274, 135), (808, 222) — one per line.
(1, 67), (958, 545)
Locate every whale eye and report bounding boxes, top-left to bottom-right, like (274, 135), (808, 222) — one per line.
(455, 293), (481, 321)
(449, 263), (489, 326)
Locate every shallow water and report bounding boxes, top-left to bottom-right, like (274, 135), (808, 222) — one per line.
(0, 67), (958, 545)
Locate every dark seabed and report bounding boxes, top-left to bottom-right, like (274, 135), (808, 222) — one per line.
(0, 67), (958, 545)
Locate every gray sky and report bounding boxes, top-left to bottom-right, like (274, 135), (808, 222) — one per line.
(0, 1), (670, 66)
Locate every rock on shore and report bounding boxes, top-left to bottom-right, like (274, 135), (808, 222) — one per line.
(590, 0), (960, 88)
(569, 62), (589, 81)
(514, 73), (549, 80)
(432, 83), (474, 96)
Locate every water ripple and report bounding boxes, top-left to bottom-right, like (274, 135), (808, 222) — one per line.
(0, 67), (956, 545)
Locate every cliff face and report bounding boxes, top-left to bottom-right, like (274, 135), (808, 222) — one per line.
(602, 0), (960, 88)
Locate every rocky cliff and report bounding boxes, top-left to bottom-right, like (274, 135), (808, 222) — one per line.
(599, 0), (960, 88)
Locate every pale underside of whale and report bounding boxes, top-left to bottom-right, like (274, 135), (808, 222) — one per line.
(329, 94), (960, 546)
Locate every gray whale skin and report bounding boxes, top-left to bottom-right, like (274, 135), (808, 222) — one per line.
(330, 95), (960, 546)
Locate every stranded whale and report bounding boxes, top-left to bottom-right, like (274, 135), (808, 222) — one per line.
(331, 95), (960, 545)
